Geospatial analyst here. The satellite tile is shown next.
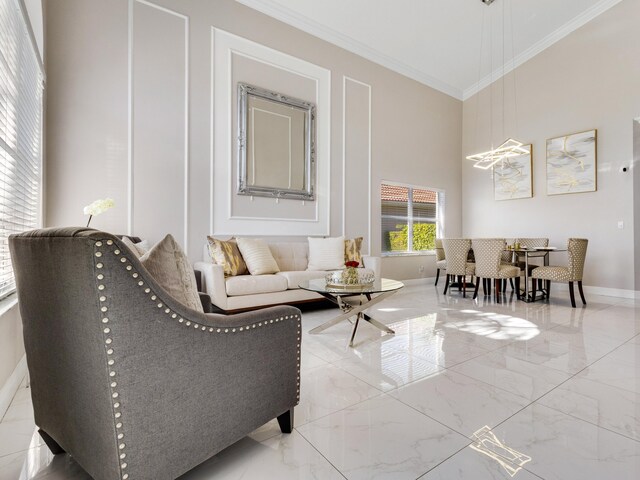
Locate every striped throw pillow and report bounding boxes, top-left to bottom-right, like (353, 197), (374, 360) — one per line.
(236, 238), (280, 275)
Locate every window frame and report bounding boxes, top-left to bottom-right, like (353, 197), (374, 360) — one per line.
(380, 181), (444, 257)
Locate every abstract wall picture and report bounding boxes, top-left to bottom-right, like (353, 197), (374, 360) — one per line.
(493, 144), (532, 201)
(546, 129), (597, 195)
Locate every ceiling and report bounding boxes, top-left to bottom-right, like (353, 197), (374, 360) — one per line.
(235, 0), (623, 100)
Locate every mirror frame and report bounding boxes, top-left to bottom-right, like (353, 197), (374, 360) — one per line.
(237, 82), (316, 201)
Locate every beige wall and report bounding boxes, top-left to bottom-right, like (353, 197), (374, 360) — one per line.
(44, 0), (463, 280)
(462, 0), (640, 292)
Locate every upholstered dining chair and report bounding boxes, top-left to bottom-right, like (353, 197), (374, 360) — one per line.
(442, 238), (475, 297)
(434, 238), (446, 286)
(471, 239), (521, 301)
(531, 238), (588, 308)
(9, 228), (301, 480)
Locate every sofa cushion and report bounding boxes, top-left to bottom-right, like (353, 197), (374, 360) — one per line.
(269, 242), (309, 272)
(307, 236), (345, 271)
(207, 236), (248, 276)
(236, 238), (280, 275)
(225, 274), (288, 296)
(276, 270), (327, 289)
(140, 234), (204, 312)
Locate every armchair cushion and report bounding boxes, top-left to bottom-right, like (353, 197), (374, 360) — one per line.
(140, 234), (203, 313)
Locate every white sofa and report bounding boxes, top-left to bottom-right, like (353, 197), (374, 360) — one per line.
(194, 241), (381, 312)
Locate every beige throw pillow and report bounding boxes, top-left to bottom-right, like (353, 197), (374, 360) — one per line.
(121, 236), (150, 258)
(140, 234), (204, 313)
(307, 236), (345, 271)
(236, 238), (280, 275)
(207, 236), (248, 276)
(344, 237), (363, 264)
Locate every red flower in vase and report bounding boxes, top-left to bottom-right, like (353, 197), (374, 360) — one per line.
(345, 261), (359, 268)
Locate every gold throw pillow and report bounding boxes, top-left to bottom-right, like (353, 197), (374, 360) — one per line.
(207, 236), (248, 276)
(344, 237), (363, 264)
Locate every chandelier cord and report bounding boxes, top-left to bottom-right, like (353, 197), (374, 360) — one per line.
(489, 7), (493, 151)
(473, 6), (486, 155)
(502, 0), (506, 144)
(510, 0), (519, 139)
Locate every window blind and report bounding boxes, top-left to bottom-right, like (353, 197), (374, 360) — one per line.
(0, 0), (43, 300)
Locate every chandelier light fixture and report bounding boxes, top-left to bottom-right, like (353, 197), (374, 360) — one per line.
(466, 138), (529, 170)
(467, 0), (524, 170)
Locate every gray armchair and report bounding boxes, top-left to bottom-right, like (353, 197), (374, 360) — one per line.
(9, 228), (301, 480)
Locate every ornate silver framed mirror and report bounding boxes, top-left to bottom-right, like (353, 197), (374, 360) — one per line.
(237, 83), (316, 201)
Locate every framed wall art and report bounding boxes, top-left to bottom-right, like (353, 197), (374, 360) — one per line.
(546, 129), (597, 195)
(493, 144), (533, 200)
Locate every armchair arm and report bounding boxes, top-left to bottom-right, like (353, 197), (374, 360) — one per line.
(363, 255), (381, 279)
(194, 261), (228, 310)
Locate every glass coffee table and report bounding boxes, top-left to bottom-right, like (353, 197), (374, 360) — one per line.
(299, 278), (404, 346)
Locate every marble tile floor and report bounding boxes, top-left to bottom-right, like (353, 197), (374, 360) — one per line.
(2, 284), (640, 479)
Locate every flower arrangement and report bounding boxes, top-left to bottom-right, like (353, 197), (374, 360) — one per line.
(84, 198), (115, 227)
(342, 260), (360, 284)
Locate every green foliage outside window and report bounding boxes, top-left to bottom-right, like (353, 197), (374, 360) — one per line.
(388, 223), (436, 251)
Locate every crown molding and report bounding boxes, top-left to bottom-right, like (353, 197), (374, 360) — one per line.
(462, 0), (624, 100)
(234, 0), (464, 100)
(236, 0), (623, 102)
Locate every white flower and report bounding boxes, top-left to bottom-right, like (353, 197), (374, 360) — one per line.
(83, 198), (115, 216)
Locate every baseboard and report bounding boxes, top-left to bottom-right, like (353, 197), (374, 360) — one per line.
(550, 283), (639, 299)
(402, 277), (433, 287)
(402, 277), (638, 299)
(0, 354), (27, 420)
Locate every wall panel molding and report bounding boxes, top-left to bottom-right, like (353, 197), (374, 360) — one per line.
(128, 0), (189, 250)
(211, 28), (331, 236)
(342, 76), (372, 255)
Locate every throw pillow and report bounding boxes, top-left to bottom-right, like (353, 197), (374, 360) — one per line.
(207, 236), (248, 276)
(236, 238), (280, 275)
(344, 237), (363, 264)
(121, 236), (150, 258)
(307, 236), (345, 271)
(139, 234), (204, 313)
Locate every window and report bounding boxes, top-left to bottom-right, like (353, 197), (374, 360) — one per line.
(0, 0), (44, 300)
(381, 182), (443, 254)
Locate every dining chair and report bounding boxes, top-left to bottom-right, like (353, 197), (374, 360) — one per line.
(531, 238), (588, 308)
(471, 239), (521, 301)
(442, 238), (475, 297)
(499, 238), (517, 294)
(434, 238), (446, 286)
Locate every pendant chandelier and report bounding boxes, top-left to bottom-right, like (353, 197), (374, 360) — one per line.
(467, 0), (524, 170)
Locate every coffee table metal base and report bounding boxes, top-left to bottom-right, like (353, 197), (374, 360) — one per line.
(309, 291), (396, 346)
